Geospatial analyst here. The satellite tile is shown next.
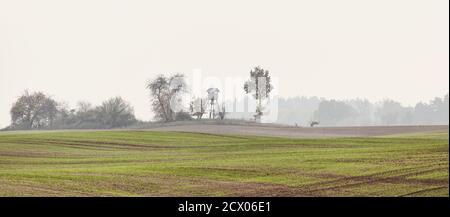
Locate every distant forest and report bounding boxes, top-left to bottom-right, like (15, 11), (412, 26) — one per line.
(3, 67), (448, 130)
(4, 90), (449, 131)
(224, 94), (449, 127)
(275, 94), (449, 127)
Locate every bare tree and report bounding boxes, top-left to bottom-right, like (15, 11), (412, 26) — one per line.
(207, 88), (220, 119)
(244, 66), (273, 122)
(146, 74), (187, 122)
(190, 97), (207, 119)
(10, 90), (58, 129)
(77, 101), (92, 113)
(96, 97), (136, 128)
(218, 103), (226, 120)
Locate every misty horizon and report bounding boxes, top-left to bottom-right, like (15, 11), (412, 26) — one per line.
(1, 0), (449, 128)
(1, 88), (448, 129)
(0, 0), (449, 201)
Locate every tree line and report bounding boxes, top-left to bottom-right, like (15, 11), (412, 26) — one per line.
(145, 66), (272, 122)
(4, 66), (448, 130)
(6, 66), (273, 130)
(277, 95), (449, 126)
(8, 91), (136, 130)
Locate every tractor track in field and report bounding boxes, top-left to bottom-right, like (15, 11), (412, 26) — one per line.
(296, 166), (448, 195)
(0, 126), (447, 196)
(0, 179), (99, 196)
(4, 139), (185, 151)
(398, 186), (449, 197)
(146, 124), (449, 138)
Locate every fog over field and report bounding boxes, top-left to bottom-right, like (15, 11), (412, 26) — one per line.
(0, 0), (448, 200)
(0, 0), (448, 128)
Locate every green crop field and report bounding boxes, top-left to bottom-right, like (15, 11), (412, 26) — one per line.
(0, 130), (448, 196)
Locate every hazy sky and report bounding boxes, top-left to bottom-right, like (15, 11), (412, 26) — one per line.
(0, 0), (448, 128)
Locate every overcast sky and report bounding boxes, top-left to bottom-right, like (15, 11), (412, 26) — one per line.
(0, 0), (448, 128)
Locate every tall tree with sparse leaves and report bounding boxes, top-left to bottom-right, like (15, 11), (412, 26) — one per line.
(243, 66), (273, 121)
(146, 74), (186, 122)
